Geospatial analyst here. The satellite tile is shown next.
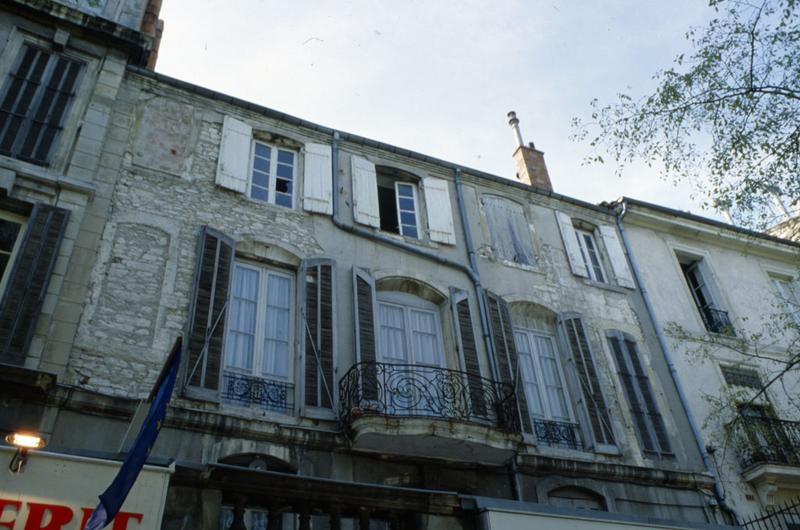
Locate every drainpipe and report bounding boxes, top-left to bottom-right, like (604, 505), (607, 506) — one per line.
(615, 201), (739, 525)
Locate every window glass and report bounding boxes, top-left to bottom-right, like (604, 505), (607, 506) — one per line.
(378, 303), (408, 363)
(377, 298), (442, 367)
(249, 142), (295, 208)
(771, 277), (800, 325)
(0, 44), (83, 165)
(396, 183), (419, 238)
(226, 265), (259, 371)
(575, 229), (605, 282)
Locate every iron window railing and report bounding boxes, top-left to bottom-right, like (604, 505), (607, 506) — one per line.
(735, 415), (800, 469)
(222, 371), (294, 414)
(532, 419), (583, 450)
(339, 361), (520, 433)
(700, 307), (736, 335)
(741, 496), (800, 530)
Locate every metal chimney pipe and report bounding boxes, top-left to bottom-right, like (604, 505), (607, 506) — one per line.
(507, 111), (524, 148)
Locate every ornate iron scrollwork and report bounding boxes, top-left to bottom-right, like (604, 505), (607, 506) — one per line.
(222, 371), (293, 414)
(533, 419), (582, 450)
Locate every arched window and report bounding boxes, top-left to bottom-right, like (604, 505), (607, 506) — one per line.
(548, 486), (606, 511)
(375, 287), (445, 368)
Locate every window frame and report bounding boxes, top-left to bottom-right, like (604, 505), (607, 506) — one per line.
(394, 181), (420, 239)
(376, 291), (445, 368)
(0, 42), (85, 167)
(223, 260), (295, 383)
(574, 228), (606, 283)
(0, 210), (28, 298)
(770, 275), (800, 326)
(248, 140), (297, 208)
(513, 327), (576, 425)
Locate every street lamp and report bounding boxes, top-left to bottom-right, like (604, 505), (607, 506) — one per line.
(5, 432), (45, 473)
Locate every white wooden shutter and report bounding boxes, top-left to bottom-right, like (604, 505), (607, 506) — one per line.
(598, 225), (635, 289)
(555, 211), (588, 278)
(422, 177), (456, 244)
(351, 155), (380, 228)
(215, 115), (251, 194)
(303, 142), (333, 214)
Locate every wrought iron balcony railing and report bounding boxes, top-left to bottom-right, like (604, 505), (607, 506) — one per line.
(533, 419), (583, 450)
(339, 362), (520, 433)
(222, 371), (294, 414)
(700, 307), (736, 336)
(735, 415), (800, 469)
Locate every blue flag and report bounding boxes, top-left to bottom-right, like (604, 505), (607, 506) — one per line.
(84, 337), (182, 530)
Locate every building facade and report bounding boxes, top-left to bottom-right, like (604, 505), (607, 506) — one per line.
(3, 0), (793, 529)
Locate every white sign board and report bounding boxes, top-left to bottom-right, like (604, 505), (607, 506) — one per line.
(484, 509), (704, 530)
(0, 447), (171, 530)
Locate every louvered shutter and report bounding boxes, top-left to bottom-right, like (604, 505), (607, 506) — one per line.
(598, 225), (635, 289)
(423, 177), (456, 244)
(555, 211), (588, 278)
(351, 155), (380, 228)
(215, 115), (251, 194)
(0, 204), (69, 364)
(303, 143), (333, 214)
(303, 258), (335, 409)
(607, 331), (672, 456)
(183, 226), (235, 400)
(450, 289), (486, 417)
(559, 314), (616, 450)
(353, 267), (378, 399)
(486, 291), (532, 434)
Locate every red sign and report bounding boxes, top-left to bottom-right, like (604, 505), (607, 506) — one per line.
(0, 499), (143, 530)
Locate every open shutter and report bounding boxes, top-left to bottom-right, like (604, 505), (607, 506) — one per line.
(353, 267), (378, 399)
(486, 291), (532, 435)
(0, 204), (69, 365)
(303, 143), (333, 215)
(450, 289), (486, 417)
(351, 155), (380, 228)
(183, 226), (235, 401)
(598, 225), (635, 289)
(302, 258), (335, 409)
(215, 115), (251, 194)
(555, 211), (588, 278)
(559, 313), (616, 450)
(423, 177), (456, 244)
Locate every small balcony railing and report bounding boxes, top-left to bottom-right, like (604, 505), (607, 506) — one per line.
(533, 419), (583, 450)
(701, 307), (736, 336)
(735, 415), (800, 469)
(222, 371), (294, 414)
(339, 362), (520, 433)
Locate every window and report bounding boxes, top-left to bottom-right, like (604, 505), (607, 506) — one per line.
(679, 258), (734, 335)
(0, 211), (26, 296)
(721, 365), (762, 389)
(771, 276), (800, 325)
(377, 168), (420, 238)
(606, 331), (672, 457)
(223, 262), (294, 413)
(0, 44), (83, 165)
(514, 328), (580, 449)
(249, 141), (295, 207)
(482, 196), (535, 266)
(574, 229), (605, 283)
(377, 296), (443, 367)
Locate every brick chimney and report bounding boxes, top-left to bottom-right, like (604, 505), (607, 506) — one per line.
(141, 0), (165, 70)
(507, 111), (552, 191)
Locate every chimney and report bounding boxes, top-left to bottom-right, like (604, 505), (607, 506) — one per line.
(141, 0), (165, 70)
(507, 111), (552, 191)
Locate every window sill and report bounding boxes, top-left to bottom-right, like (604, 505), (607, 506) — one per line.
(480, 254), (544, 275)
(0, 155), (95, 199)
(237, 191), (304, 217)
(581, 278), (626, 294)
(375, 228), (439, 249)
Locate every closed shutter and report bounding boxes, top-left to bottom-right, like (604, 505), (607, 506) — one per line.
(0, 204), (69, 364)
(423, 177), (456, 244)
(215, 115), (251, 194)
(559, 314), (616, 449)
(350, 155), (380, 228)
(555, 211), (588, 278)
(598, 225), (635, 288)
(303, 143), (333, 214)
(353, 267), (378, 399)
(303, 258), (335, 409)
(450, 289), (486, 417)
(183, 226), (235, 400)
(486, 291), (532, 434)
(607, 331), (672, 455)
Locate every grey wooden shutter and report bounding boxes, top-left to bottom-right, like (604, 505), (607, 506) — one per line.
(486, 291), (532, 434)
(183, 226), (235, 401)
(450, 289), (486, 417)
(555, 211), (589, 278)
(598, 225), (635, 289)
(0, 203), (69, 365)
(303, 258), (335, 409)
(559, 314), (615, 449)
(353, 267), (378, 399)
(607, 331), (672, 456)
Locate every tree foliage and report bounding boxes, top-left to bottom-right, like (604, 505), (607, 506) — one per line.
(574, 0), (800, 228)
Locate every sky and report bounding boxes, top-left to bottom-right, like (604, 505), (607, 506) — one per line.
(156, 0), (717, 215)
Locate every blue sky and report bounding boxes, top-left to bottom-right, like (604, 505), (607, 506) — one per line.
(156, 1), (716, 214)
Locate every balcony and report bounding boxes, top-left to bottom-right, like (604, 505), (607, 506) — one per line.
(700, 307), (735, 335)
(735, 415), (800, 506)
(339, 362), (521, 463)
